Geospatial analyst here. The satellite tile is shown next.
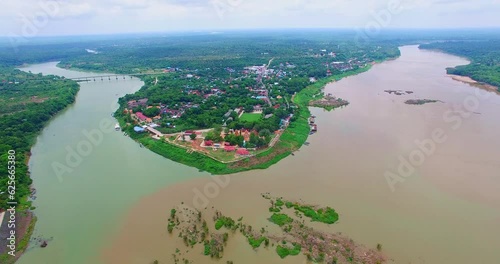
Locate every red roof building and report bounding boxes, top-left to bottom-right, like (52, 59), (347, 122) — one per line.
(135, 112), (148, 121)
(204, 140), (213, 146)
(236, 148), (250, 156)
(224, 146), (236, 152)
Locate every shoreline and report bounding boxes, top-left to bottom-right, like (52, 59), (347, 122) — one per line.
(0, 65), (82, 263)
(419, 45), (499, 93)
(448, 74), (500, 93)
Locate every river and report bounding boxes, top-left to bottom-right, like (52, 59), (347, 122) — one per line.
(19, 46), (500, 264)
(17, 62), (208, 264)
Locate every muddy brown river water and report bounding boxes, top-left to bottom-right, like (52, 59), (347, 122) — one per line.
(19, 45), (500, 264)
(103, 46), (500, 264)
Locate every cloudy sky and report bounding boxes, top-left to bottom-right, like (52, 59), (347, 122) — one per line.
(2, 0), (500, 36)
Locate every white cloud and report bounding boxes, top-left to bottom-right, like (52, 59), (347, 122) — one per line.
(0, 0), (499, 36)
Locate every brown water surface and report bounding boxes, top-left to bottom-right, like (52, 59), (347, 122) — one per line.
(104, 46), (500, 264)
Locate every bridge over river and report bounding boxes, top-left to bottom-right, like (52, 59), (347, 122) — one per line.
(68, 73), (159, 82)
(15, 72), (161, 82)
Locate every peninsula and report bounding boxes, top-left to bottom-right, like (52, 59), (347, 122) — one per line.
(115, 65), (384, 174)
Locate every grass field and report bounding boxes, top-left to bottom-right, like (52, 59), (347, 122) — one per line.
(240, 113), (261, 122)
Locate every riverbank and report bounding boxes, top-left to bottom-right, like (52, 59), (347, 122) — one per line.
(448, 74), (499, 93)
(0, 67), (80, 263)
(0, 213), (37, 264)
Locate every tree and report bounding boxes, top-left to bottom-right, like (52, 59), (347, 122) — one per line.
(244, 105), (254, 113)
(190, 133), (197, 140)
(259, 129), (272, 138)
(144, 107), (160, 117)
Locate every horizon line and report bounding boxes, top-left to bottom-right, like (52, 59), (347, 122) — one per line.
(1, 26), (500, 39)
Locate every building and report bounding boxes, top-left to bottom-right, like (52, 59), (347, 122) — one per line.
(135, 112), (148, 122)
(253, 105), (263, 113)
(127, 98), (149, 108)
(146, 126), (163, 137)
(134, 126), (145, 133)
(224, 146), (236, 152)
(236, 148), (250, 156)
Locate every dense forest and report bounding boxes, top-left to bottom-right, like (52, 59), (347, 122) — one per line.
(420, 40), (500, 91)
(0, 69), (79, 211)
(55, 31), (401, 77)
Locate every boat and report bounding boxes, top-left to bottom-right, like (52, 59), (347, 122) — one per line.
(115, 123), (120, 131)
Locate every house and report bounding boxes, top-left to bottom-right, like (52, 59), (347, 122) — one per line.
(264, 114), (274, 119)
(128, 98), (149, 108)
(241, 130), (251, 142)
(236, 148), (250, 156)
(134, 126), (145, 133)
(233, 107), (244, 116)
(204, 140), (213, 146)
(253, 105), (263, 113)
(224, 146), (236, 152)
(135, 112), (148, 122)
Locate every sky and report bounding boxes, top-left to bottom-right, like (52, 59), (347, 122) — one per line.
(2, 0), (500, 37)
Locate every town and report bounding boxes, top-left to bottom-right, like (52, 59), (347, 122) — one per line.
(116, 51), (373, 163)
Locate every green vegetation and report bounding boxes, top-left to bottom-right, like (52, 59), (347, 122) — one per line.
(239, 113), (261, 122)
(276, 243), (302, 259)
(0, 69), (79, 211)
(293, 205), (339, 224)
(97, 31), (401, 174)
(420, 40), (500, 91)
(169, 195), (387, 263)
(168, 221), (176, 233)
(269, 213), (293, 227)
(268, 196), (339, 225)
(203, 239), (223, 259)
(247, 236), (268, 249)
(215, 216), (235, 230)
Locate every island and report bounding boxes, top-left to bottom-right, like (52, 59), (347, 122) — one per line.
(404, 99), (441, 105)
(164, 194), (386, 264)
